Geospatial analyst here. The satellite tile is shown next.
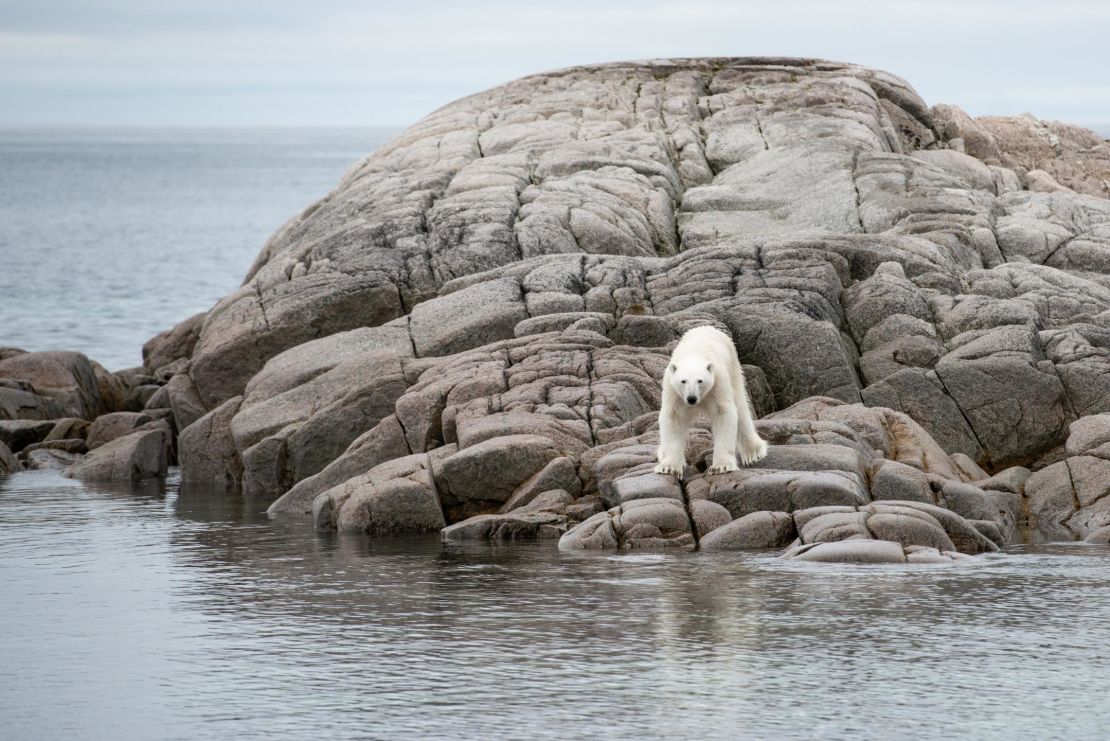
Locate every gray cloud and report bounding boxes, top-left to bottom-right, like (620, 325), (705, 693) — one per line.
(1, 0), (1107, 127)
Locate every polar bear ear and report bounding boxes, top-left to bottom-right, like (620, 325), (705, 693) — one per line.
(669, 363), (676, 374)
(706, 362), (712, 373)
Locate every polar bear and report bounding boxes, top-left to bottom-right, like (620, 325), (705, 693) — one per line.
(654, 325), (768, 476)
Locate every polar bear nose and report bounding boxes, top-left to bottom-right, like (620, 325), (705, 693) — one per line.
(686, 394), (697, 405)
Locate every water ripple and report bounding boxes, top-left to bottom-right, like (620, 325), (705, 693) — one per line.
(2, 470), (1110, 739)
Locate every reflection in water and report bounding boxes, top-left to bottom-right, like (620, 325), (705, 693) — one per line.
(2, 469), (1110, 740)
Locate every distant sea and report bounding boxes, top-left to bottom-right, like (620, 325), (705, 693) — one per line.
(0, 127), (398, 370)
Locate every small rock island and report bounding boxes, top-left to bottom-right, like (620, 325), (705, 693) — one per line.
(3, 58), (1110, 562)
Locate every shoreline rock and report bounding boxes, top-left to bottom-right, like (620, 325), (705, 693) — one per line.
(6, 58), (1110, 563)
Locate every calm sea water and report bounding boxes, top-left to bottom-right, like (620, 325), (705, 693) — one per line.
(1, 471), (1109, 740)
(3, 128), (1110, 739)
(0, 127), (396, 370)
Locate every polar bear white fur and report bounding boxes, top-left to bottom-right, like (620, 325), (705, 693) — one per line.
(654, 325), (768, 476)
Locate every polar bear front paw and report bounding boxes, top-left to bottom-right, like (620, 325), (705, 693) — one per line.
(740, 438), (769, 466)
(708, 458), (739, 474)
(654, 460), (685, 476)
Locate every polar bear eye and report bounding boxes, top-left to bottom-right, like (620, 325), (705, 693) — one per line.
(680, 379), (687, 384)
(697, 379), (703, 384)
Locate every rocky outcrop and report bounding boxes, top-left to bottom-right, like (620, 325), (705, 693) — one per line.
(932, 105), (1110, 200)
(1024, 414), (1110, 540)
(163, 60), (1110, 551)
(9, 59), (1110, 555)
(0, 351), (107, 420)
(551, 396), (1017, 556)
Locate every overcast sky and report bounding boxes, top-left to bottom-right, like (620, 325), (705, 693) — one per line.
(1, 0), (1108, 129)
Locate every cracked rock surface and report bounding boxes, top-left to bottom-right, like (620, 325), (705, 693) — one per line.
(4, 58), (1110, 562)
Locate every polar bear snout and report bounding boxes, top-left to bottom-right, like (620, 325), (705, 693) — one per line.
(686, 394), (698, 405)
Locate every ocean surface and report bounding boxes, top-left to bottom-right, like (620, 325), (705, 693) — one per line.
(2, 471), (1110, 740)
(3, 127), (1110, 740)
(0, 127), (397, 370)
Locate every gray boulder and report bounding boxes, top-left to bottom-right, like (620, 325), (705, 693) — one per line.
(166, 373), (208, 435)
(22, 438), (87, 456)
(700, 511), (797, 551)
(179, 396), (244, 487)
(781, 499), (993, 563)
(498, 457), (581, 512)
(0, 351), (104, 419)
(64, 428), (168, 482)
(1024, 414), (1110, 540)
(45, 418), (89, 442)
(442, 510), (568, 542)
(442, 492), (577, 542)
(435, 434), (562, 519)
(789, 540), (910, 564)
(314, 451), (450, 534)
(933, 326), (1070, 467)
(559, 498), (695, 550)
(86, 412), (153, 450)
(0, 381), (66, 421)
(0, 419), (56, 453)
(267, 413), (412, 515)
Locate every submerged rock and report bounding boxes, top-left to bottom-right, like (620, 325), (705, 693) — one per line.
(787, 540), (971, 564)
(23, 448), (84, 471)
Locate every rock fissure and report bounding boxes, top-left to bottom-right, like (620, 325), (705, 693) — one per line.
(677, 476), (701, 549)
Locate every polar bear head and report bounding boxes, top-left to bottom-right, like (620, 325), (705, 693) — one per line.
(669, 357), (715, 406)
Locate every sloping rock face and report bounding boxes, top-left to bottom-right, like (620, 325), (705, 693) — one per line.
(14, 58), (1110, 553)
